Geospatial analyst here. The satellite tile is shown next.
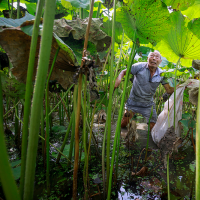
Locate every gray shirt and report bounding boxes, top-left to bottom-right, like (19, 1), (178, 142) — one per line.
(128, 62), (168, 103)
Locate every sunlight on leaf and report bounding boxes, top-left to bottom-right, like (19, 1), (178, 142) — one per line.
(182, 0), (200, 19)
(116, 0), (171, 44)
(156, 11), (200, 67)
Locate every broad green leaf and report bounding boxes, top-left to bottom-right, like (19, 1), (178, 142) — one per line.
(182, 0), (200, 19)
(116, 0), (171, 44)
(156, 11), (200, 67)
(162, 0), (195, 11)
(0, 0), (8, 12)
(182, 113), (193, 119)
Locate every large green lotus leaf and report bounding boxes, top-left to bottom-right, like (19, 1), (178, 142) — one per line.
(156, 12), (200, 67)
(182, 0), (200, 19)
(116, 0), (171, 44)
(162, 0), (195, 11)
(53, 18), (111, 52)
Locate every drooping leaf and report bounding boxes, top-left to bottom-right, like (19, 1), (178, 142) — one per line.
(0, 21), (78, 89)
(116, 0), (171, 44)
(162, 0), (195, 11)
(156, 11), (200, 67)
(0, 12), (35, 27)
(53, 18), (111, 52)
(182, 0), (200, 19)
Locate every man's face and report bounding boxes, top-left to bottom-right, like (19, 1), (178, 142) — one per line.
(148, 52), (162, 69)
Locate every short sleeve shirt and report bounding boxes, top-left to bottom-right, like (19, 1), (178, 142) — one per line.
(128, 62), (168, 102)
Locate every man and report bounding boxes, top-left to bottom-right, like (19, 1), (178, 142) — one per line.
(114, 50), (174, 131)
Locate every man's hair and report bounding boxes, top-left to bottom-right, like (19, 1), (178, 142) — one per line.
(148, 50), (162, 59)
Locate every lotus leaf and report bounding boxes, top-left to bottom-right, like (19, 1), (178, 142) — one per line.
(53, 18), (111, 52)
(188, 18), (200, 39)
(116, 0), (171, 44)
(63, 0), (90, 9)
(182, 0), (200, 19)
(162, 0), (195, 11)
(156, 11), (200, 67)
(0, 28), (78, 89)
(0, 12), (35, 27)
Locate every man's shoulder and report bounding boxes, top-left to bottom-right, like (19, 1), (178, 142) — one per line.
(132, 62), (148, 67)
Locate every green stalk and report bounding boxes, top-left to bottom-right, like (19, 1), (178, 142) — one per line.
(96, 2), (101, 18)
(20, 0), (45, 197)
(107, 37), (136, 200)
(41, 105), (45, 160)
(106, 0), (116, 188)
(11, 0), (13, 18)
(0, 74), (20, 200)
(23, 0), (56, 198)
(45, 47), (60, 195)
(56, 112), (73, 164)
(167, 153), (170, 200)
(174, 57), (181, 128)
(82, 74), (88, 199)
(68, 85), (77, 168)
(145, 105), (153, 162)
(14, 98), (19, 145)
(73, 0), (94, 198)
(195, 73), (200, 199)
(17, 0), (20, 19)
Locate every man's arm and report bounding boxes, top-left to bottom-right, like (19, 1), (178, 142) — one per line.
(163, 83), (174, 94)
(114, 69), (127, 89)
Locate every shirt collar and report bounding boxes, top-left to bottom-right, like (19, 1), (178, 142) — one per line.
(146, 63), (163, 76)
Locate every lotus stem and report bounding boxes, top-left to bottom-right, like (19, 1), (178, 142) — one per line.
(20, 0), (45, 197)
(167, 153), (170, 200)
(45, 47), (60, 195)
(23, 0), (56, 198)
(195, 73), (200, 199)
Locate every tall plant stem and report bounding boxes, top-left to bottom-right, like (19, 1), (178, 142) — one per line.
(82, 73), (89, 199)
(17, 0), (20, 19)
(106, 0), (116, 188)
(56, 112), (73, 164)
(145, 106), (153, 162)
(96, 2), (101, 18)
(173, 57), (180, 128)
(0, 74), (20, 200)
(23, 0), (56, 198)
(20, 0), (45, 197)
(45, 47), (60, 195)
(196, 73), (200, 199)
(107, 37), (136, 200)
(167, 153), (170, 200)
(72, 0), (94, 199)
